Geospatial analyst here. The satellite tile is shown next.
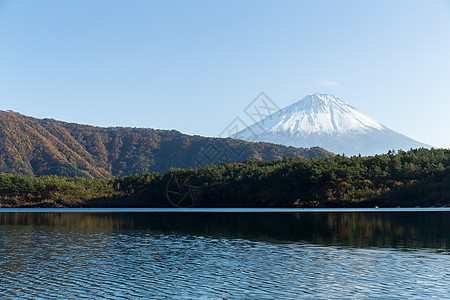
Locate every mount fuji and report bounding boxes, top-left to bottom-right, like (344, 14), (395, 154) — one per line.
(232, 93), (431, 156)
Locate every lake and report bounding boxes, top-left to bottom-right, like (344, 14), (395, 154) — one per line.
(0, 208), (449, 299)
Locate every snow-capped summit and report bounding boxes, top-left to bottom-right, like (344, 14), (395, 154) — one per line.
(264, 93), (385, 135)
(233, 93), (430, 156)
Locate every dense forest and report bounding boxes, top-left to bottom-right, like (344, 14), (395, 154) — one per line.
(0, 148), (449, 208)
(0, 110), (332, 178)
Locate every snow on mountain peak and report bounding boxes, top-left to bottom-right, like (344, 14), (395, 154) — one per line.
(257, 93), (385, 136)
(232, 93), (430, 156)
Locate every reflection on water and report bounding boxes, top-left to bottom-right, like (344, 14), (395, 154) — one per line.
(0, 211), (450, 298)
(1, 211), (449, 249)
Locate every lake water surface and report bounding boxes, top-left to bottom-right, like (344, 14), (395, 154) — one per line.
(0, 208), (449, 299)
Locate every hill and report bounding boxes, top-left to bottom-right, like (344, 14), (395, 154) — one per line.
(0, 110), (332, 178)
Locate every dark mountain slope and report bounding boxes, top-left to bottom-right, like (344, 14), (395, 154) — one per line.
(0, 110), (333, 178)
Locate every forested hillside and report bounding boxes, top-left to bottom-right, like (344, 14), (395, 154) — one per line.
(0, 148), (448, 208)
(0, 110), (332, 178)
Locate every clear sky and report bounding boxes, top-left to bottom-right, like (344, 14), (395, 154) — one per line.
(1, 0), (449, 148)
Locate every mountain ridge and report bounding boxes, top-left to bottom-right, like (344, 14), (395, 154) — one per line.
(0, 110), (333, 178)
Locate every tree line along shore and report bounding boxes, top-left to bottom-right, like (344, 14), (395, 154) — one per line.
(0, 148), (449, 208)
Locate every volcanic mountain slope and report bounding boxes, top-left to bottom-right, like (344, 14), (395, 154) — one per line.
(233, 93), (430, 156)
(0, 110), (333, 178)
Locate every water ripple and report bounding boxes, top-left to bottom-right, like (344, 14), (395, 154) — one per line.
(1, 222), (450, 298)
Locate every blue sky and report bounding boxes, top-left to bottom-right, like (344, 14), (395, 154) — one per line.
(1, 0), (449, 148)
